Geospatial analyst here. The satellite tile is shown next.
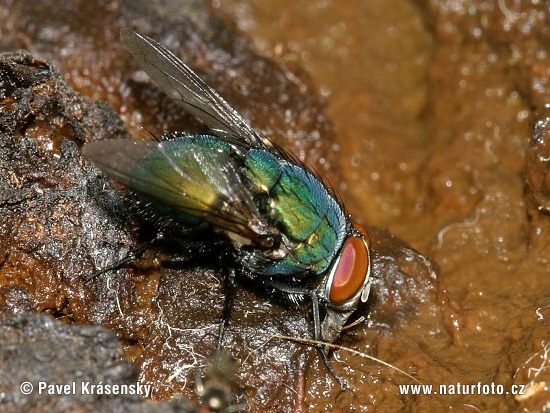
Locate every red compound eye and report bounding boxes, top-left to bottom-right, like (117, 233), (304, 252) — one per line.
(329, 226), (370, 305)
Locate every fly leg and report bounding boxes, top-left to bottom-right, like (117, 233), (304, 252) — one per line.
(262, 279), (348, 389)
(83, 233), (166, 283)
(310, 292), (348, 389)
(84, 230), (227, 283)
(218, 267), (237, 350)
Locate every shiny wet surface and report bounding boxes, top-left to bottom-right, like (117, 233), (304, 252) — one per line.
(1, 0), (550, 411)
(221, 0), (550, 411)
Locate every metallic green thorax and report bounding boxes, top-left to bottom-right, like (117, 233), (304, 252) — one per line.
(244, 149), (347, 277)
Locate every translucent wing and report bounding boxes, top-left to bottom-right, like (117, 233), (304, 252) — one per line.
(120, 29), (268, 149)
(83, 136), (272, 244)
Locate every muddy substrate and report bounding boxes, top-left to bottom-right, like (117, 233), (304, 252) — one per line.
(1, 0), (550, 412)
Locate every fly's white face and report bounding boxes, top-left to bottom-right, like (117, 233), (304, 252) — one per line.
(320, 224), (372, 342)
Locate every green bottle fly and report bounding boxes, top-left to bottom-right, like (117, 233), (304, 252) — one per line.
(83, 29), (372, 380)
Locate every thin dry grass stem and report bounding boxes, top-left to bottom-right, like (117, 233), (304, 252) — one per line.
(166, 343), (205, 384)
(156, 300), (217, 342)
(341, 316), (365, 331)
(435, 210), (481, 250)
(266, 333), (422, 385)
(514, 340), (550, 380)
(106, 276), (124, 317)
(242, 337), (276, 365)
(513, 340), (550, 402)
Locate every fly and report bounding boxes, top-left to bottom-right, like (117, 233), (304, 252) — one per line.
(83, 29), (373, 387)
(194, 351), (245, 413)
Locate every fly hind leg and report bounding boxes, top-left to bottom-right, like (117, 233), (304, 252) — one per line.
(84, 231), (223, 283)
(217, 267), (237, 350)
(83, 235), (163, 283)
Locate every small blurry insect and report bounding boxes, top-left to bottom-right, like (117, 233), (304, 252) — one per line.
(83, 29), (372, 386)
(195, 351), (245, 413)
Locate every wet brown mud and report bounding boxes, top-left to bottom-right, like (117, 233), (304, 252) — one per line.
(221, 0), (550, 411)
(1, 0), (549, 412)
